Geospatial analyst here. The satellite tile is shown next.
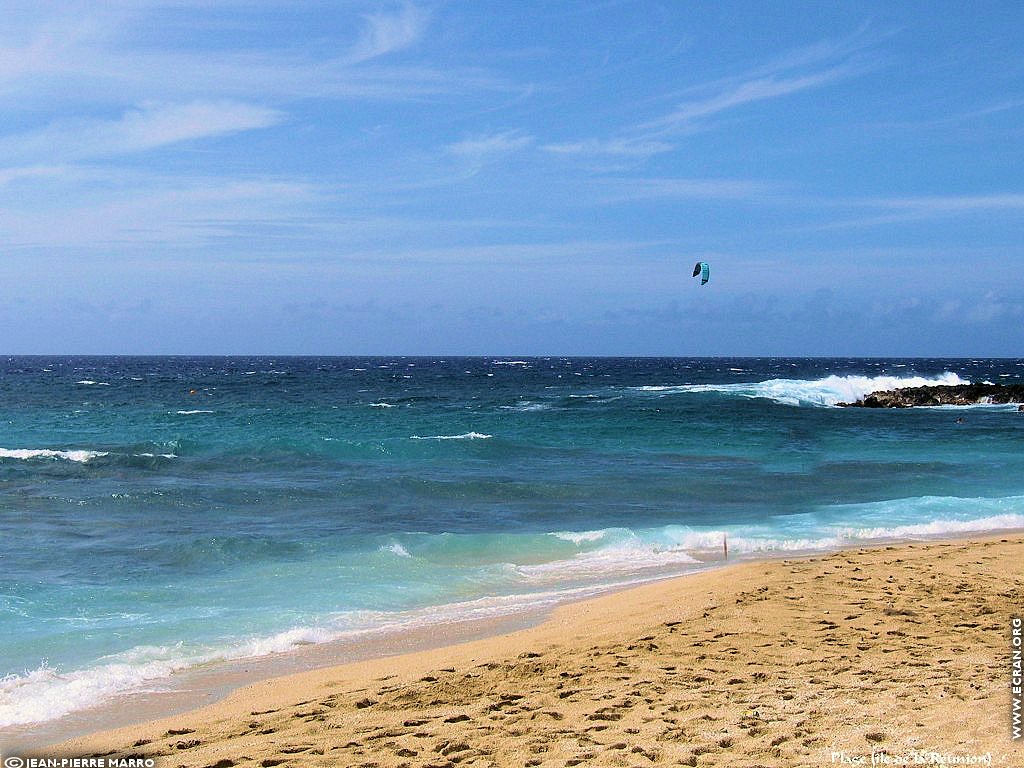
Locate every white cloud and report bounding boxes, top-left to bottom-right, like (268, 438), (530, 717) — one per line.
(346, 3), (429, 64)
(115, 101), (283, 152)
(966, 292), (1024, 324)
(0, 165), (68, 186)
(637, 65), (859, 136)
(1, 101), (282, 161)
(804, 193), (1024, 230)
(446, 131), (533, 173)
(546, 28), (879, 160)
(0, 2), (501, 108)
(878, 99), (1024, 130)
(592, 177), (776, 202)
(0, 8), (105, 87)
(541, 138), (673, 158)
(870, 194), (1024, 212)
(0, 176), (318, 249)
(448, 131), (532, 156)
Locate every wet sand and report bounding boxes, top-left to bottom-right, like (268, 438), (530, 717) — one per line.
(37, 536), (1024, 766)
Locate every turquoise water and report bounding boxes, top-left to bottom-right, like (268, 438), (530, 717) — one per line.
(1, 356), (1023, 728)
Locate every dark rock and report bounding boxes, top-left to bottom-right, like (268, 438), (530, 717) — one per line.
(838, 383), (1024, 408)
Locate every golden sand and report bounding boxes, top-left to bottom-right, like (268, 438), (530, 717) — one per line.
(43, 537), (1024, 766)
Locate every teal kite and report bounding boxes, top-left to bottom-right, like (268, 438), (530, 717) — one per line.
(692, 261), (710, 285)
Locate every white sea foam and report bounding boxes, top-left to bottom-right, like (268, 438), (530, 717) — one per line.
(0, 448), (107, 463)
(175, 409), (214, 415)
(0, 655), (187, 727)
(75, 380), (109, 386)
(233, 627), (335, 656)
(379, 542), (413, 558)
(550, 530), (608, 544)
(645, 499), (1024, 556)
(517, 536), (700, 582)
(500, 401), (549, 412)
(0, 588), (615, 728)
(492, 360), (529, 365)
(538, 496), (1024, 571)
(917, 403), (1019, 411)
(0, 628), (326, 728)
(369, 402), (396, 408)
(410, 432), (492, 440)
(333, 588), (612, 633)
(836, 513), (1024, 540)
(632, 372), (971, 407)
(7, 494), (1020, 729)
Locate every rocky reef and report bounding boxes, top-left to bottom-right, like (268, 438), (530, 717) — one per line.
(839, 383), (1024, 408)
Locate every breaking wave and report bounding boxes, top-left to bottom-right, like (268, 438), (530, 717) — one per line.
(0, 448), (108, 463)
(410, 432), (492, 440)
(2, 491), (1020, 728)
(632, 372), (970, 407)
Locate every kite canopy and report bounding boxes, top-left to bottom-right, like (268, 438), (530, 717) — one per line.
(692, 261), (710, 285)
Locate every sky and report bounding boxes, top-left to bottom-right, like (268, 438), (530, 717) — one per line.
(1, 1), (1022, 356)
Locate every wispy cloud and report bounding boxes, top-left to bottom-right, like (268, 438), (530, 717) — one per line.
(871, 194), (1024, 212)
(344, 238), (674, 266)
(0, 164), (68, 186)
(964, 291), (1024, 324)
(591, 176), (777, 203)
(0, 2), (502, 108)
(346, 3), (429, 64)
(447, 130), (533, 174)
(928, 292), (1024, 325)
(448, 131), (533, 157)
(546, 27), (880, 160)
(694, 22), (883, 91)
(0, 175), (319, 249)
(804, 193), (1024, 230)
(636, 65), (861, 137)
(0, 8), (104, 87)
(541, 138), (673, 158)
(871, 99), (1024, 132)
(0, 101), (282, 162)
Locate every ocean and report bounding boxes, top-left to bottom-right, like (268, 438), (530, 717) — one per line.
(2, 356), (1023, 736)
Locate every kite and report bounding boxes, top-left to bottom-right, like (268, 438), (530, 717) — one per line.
(692, 261), (710, 285)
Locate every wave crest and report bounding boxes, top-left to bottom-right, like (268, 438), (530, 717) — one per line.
(410, 432), (492, 440)
(0, 448), (108, 463)
(633, 372), (971, 407)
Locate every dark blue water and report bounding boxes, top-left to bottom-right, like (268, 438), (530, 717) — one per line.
(2, 356), (1023, 727)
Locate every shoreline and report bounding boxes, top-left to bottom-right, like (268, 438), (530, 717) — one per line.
(3, 563), (730, 753)
(19, 533), (1024, 766)
(0, 535), (927, 752)
(0, 601), (551, 754)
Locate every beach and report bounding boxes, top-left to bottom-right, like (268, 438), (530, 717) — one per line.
(5, 0), (1024, 760)
(42, 536), (1023, 767)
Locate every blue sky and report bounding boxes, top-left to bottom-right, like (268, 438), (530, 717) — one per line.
(1, 1), (1022, 355)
